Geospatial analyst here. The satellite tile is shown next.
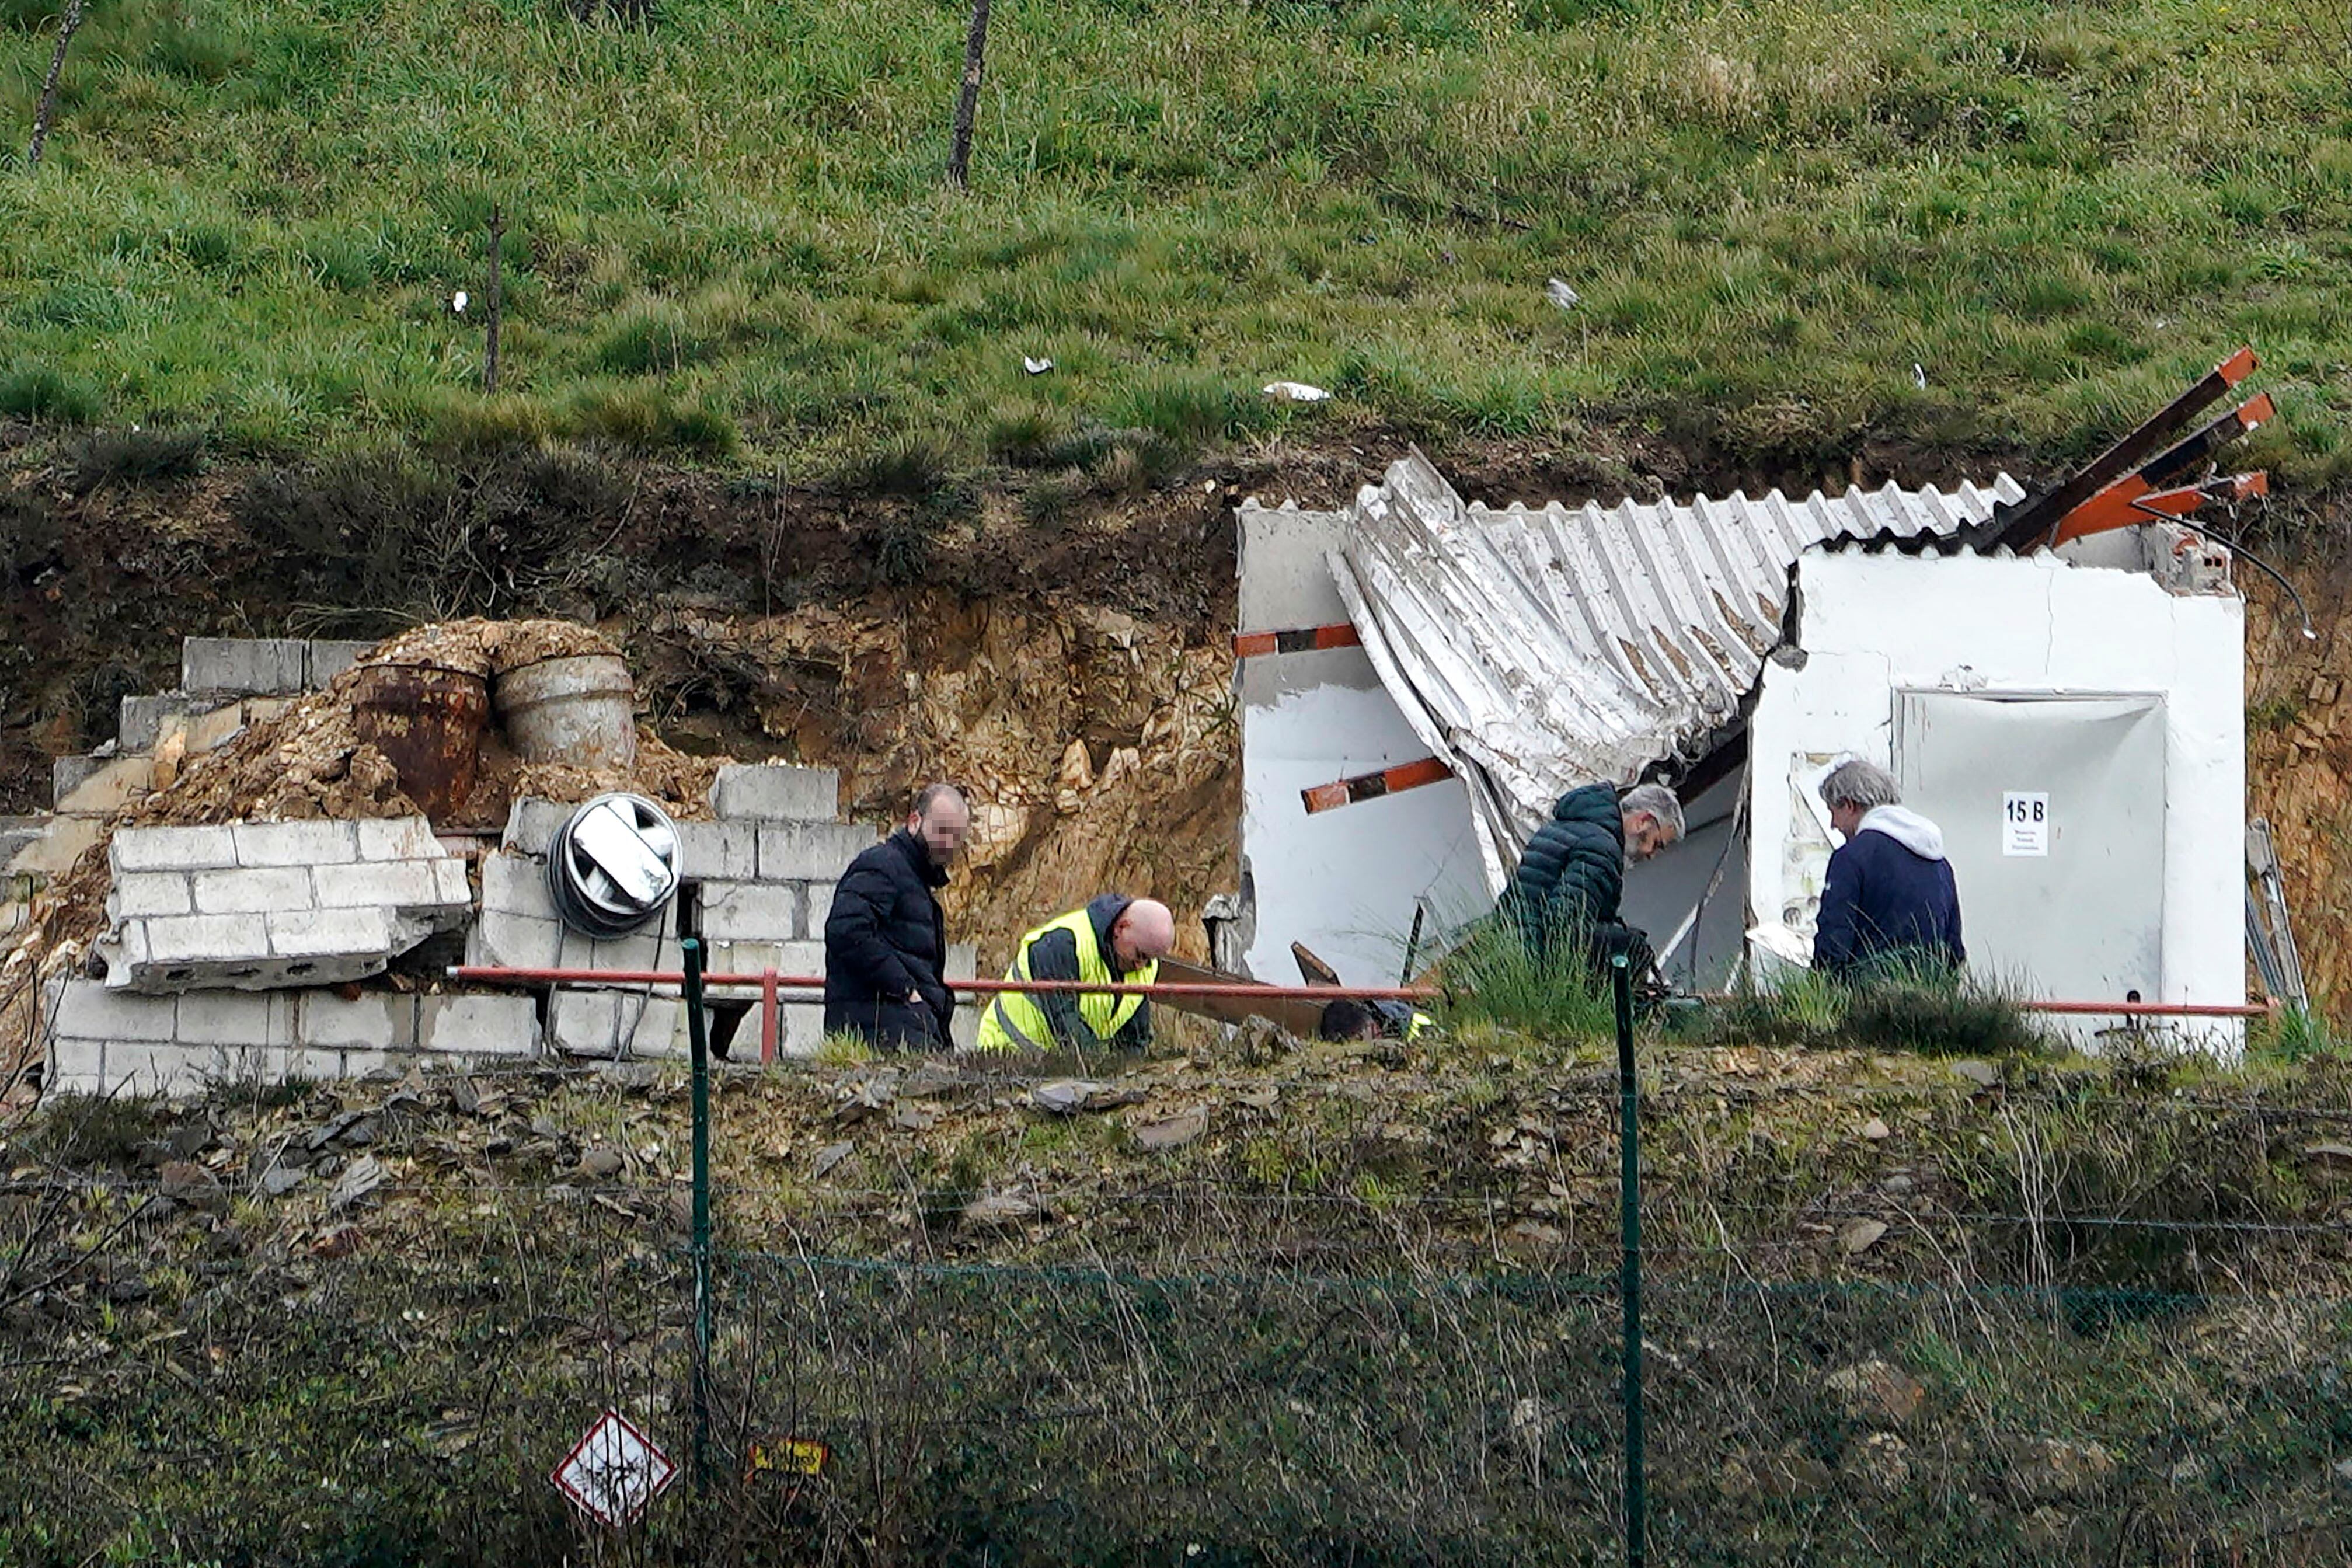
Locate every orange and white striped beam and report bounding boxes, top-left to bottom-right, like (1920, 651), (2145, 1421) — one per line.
(1232, 622), (1363, 659)
(1301, 757), (1455, 814)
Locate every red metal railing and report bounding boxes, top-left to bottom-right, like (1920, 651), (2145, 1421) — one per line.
(447, 965), (1440, 1062)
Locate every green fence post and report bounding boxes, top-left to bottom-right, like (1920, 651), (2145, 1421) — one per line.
(1614, 953), (1644, 1568)
(684, 935), (713, 1499)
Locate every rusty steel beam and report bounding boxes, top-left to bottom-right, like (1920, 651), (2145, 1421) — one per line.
(1301, 756), (1455, 814)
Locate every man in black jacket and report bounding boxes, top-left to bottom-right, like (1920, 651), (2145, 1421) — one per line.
(823, 783), (969, 1050)
(1495, 780), (1683, 974)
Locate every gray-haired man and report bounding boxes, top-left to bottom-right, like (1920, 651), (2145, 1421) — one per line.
(1496, 779), (1684, 976)
(1813, 760), (1964, 980)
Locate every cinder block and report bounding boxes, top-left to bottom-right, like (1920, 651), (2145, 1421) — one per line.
(111, 825), (237, 875)
(480, 854), (558, 919)
(944, 941), (978, 982)
(110, 872), (193, 919)
(432, 859), (473, 906)
(182, 701), (256, 754)
(265, 906), (393, 958)
(142, 914), (272, 966)
(182, 637), (308, 696)
(417, 992), (541, 1055)
(52, 754), (106, 805)
(673, 821), (759, 881)
(56, 754), (154, 815)
(619, 995), (688, 1057)
(295, 990), (418, 1051)
(337, 1048), (395, 1078)
(200, 1043), (293, 1085)
(710, 763), (841, 823)
(805, 880), (837, 933)
(465, 908), (563, 971)
(119, 694), (219, 754)
(287, 1047), (348, 1081)
(781, 1002), (827, 1057)
(354, 817), (441, 862)
(557, 926), (668, 977)
(311, 860), (440, 910)
(192, 866), (315, 915)
(103, 1041), (205, 1097)
(232, 820), (357, 867)
(175, 989), (291, 1047)
(706, 940), (825, 980)
(700, 882), (802, 943)
(306, 641), (375, 687)
(757, 823), (880, 882)
(548, 991), (622, 1057)
(503, 798), (572, 856)
(46, 1032), (107, 1085)
(12, 815), (103, 877)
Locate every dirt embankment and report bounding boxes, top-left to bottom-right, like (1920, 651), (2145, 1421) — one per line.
(9, 432), (2352, 992)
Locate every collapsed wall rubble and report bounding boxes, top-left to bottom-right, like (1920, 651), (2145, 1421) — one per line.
(4, 624), (929, 1100)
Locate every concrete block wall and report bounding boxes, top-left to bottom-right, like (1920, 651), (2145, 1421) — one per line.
(100, 818), (471, 992)
(524, 768), (883, 1061)
(44, 980), (538, 1097)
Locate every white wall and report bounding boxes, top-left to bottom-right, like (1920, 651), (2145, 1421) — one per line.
(1746, 550), (2245, 1020)
(1236, 504), (1493, 986)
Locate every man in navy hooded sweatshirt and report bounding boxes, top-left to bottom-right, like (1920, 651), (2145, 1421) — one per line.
(1813, 759), (1965, 980)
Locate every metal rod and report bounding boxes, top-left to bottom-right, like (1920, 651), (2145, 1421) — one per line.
(1613, 954), (1644, 1568)
(682, 937), (713, 1497)
(759, 967), (780, 1064)
(448, 966), (1440, 1002)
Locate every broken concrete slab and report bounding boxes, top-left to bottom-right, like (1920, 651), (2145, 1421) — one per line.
(99, 817), (471, 992)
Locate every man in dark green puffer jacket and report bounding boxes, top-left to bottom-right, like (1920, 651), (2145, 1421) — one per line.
(1496, 781), (1684, 974)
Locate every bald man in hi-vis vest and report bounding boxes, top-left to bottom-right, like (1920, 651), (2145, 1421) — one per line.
(972, 895), (1176, 1053)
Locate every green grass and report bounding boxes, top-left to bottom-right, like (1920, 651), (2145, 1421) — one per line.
(2, 0), (2351, 482)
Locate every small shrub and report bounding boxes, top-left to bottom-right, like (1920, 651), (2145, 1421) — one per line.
(985, 403), (1065, 467)
(867, 514), (935, 587)
(26, 1091), (161, 1169)
(839, 431), (961, 500)
(61, 426), (208, 493)
(565, 384), (737, 455)
(2249, 1004), (2347, 1064)
(1437, 920), (1617, 1041)
(0, 364), (101, 424)
(1020, 468), (1091, 531)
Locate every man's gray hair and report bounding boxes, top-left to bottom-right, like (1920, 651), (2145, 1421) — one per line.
(1819, 759), (1902, 811)
(1621, 782), (1685, 840)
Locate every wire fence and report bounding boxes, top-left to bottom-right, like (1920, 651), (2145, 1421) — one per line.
(4, 949), (2352, 1564)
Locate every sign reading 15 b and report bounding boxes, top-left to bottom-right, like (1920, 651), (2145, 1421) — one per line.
(2002, 792), (2050, 857)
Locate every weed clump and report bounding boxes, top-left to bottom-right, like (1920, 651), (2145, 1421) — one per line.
(1686, 961), (2048, 1058)
(61, 427), (209, 493)
(1437, 920), (1617, 1041)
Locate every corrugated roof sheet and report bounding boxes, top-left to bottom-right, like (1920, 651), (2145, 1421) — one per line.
(1301, 451), (2026, 886)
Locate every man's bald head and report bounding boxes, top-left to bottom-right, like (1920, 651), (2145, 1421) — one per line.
(1109, 898), (1176, 970)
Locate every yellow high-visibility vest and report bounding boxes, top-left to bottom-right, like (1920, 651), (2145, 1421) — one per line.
(973, 906), (1158, 1052)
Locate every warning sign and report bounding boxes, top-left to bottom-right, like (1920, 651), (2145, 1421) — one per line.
(552, 1409), (677, 1528)
(2002, 792), (2050, 856)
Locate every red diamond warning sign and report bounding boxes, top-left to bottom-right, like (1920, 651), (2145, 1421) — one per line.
(551, 1409), (678, 1528)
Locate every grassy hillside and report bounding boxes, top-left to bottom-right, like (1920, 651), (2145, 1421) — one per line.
(1, 0), (2348, 484)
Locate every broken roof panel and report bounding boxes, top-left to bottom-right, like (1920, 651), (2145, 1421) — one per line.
(1311, 452), (2026, 886)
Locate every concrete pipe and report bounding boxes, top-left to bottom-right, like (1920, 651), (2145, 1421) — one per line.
(494, 653), (639, 770)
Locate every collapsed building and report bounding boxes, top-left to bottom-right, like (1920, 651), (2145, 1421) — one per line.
(1233, 352), (2278, 1043)
(1, 624), (977, 1099)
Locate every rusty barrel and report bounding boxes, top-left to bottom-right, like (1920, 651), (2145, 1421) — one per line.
(350, 662), (491, 821)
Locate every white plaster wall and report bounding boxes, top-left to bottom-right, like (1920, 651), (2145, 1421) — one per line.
(1745, 550), (2244, 1015)
(1236, 503), (1493, 986)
